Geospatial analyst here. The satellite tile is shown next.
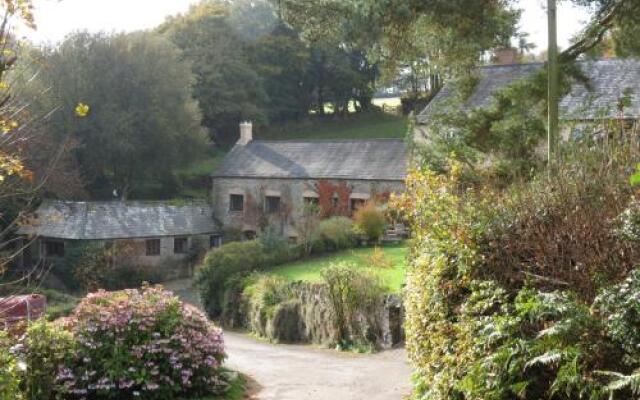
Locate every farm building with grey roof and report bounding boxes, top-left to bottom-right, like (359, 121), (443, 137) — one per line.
(416, 58), (640, 140)
(211, 122), (408, 240)
(17, 201), (222, 276)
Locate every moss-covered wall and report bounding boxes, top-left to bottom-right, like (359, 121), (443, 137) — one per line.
(221, 281), (404, 349)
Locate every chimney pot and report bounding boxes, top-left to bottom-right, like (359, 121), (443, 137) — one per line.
(238, 121), (253, 145)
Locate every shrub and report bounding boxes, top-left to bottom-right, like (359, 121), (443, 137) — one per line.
(358, 246), (393, 269)
(393, 146), (640, 400)
(196, 240), (265, 318)
(0, 331), (22, 400)
(22, 320), (76, 400)
(321, 262), (386, 346)
(243, 274), (294, 339)
(479, 149), (638, 300)
(312, 217), (357, 252)
(97, 263), (164, 290)
(52, 242), (103, 291)
(38, 289), (78, 320)
(58, 286), (226, 399)
(353, 202), (387, 243)
(244, 274), (293, 314)
(74, 244), (164, 291)
(296, 203), (321, 256)
(594, 268), (640, 364)
(259, 225), (296, 266)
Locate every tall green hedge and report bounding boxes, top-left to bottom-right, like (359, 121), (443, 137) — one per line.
(196, 241), (266, 319)
(395, 148), (640, 400)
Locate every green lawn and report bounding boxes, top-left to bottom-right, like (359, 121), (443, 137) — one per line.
(257, 112), (408, 140)
(268, 245), (408, 293)
(177, 148), (227, 179)
(175, 149), (227, 198)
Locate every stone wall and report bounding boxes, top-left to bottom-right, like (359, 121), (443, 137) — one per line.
(28, 234), (214, 280)
(222, 281), (404, 349)
(211, 176), (404, 238)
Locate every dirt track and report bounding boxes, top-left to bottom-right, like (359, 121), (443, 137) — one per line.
(225, 332), (412, 400)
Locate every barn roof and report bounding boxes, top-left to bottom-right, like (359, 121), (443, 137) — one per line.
(417, 58), (640, 123)
(17, 200), (220, 240)
(213, 139), (408, 181)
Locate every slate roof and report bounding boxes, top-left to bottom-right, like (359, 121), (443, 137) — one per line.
(213, 139), (408, 181)
(417, 58), (640, 123)
(17, 201), (220, 240)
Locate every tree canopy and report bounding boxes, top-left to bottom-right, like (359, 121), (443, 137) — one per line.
(160, 2), (269, 147)
(161, 0), (383, 146)
(30, 31), (207, 199)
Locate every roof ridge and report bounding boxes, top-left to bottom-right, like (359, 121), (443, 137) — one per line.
(478, 58), (640, 70)
(251, 138), (405, 143)
(43, 199), (211, 206)
(479, 61), (543, 69)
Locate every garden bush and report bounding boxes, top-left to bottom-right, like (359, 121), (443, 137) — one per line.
(478, 152), (637, 300)
(56, 285), (226, 399)
(321, 262), (386, 348)
(74, 244), (165, 291)
(22, 320), (76, 400)
(311, 216), (357, 253)
(52, 242), (103, 291)
(196, 240), (266, 318)
(260, 225), (300, 266)
(394, 145), (640, 400)
(243, 274), (295, 339)
(353, 202), (387, 243)
(0, 331), (21, 400)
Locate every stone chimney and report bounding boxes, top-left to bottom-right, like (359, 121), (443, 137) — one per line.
(238, 121), (253, 145)
(492, 47), (519, 65)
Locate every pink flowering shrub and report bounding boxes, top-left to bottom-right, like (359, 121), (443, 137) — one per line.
(55, 285), (226, 399)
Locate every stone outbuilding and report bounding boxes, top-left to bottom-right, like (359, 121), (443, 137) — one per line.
(416, 58), (640, 142)
(17, 200), (222, 275)
(211, 122), (408, 241)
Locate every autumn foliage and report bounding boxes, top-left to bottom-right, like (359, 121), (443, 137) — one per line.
(315, 180), (352, 218)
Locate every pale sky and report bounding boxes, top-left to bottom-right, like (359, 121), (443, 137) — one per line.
(21, 0), (593, 52)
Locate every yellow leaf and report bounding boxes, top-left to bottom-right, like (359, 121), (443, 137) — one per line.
(75, 102), (90, 117)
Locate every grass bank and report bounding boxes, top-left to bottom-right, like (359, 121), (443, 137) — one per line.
(258, 112), (408, 140)
(267, 244), (407, 293)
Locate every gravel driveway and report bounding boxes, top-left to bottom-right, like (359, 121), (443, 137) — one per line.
(225, 332), (412, 400)
(165, 279), (413, 400)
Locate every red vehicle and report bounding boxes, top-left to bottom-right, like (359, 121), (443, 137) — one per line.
(0, 294), (46, 331)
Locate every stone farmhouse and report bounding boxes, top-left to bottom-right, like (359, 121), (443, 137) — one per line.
(210, 122), (408, 241)
(17, 200), (221, 275)
(415, 58), (640, 141)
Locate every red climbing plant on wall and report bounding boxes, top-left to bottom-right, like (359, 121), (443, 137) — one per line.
(316, 180), (336, 218)
(334, 181), (352, 217)
(315, 180), (352, 218)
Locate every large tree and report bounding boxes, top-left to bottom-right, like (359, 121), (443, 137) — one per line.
(161, 1), (268, 146)
(278, 0), (520, 77)
(249, 25), (312, 122)
(32, 31), (207, 199)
